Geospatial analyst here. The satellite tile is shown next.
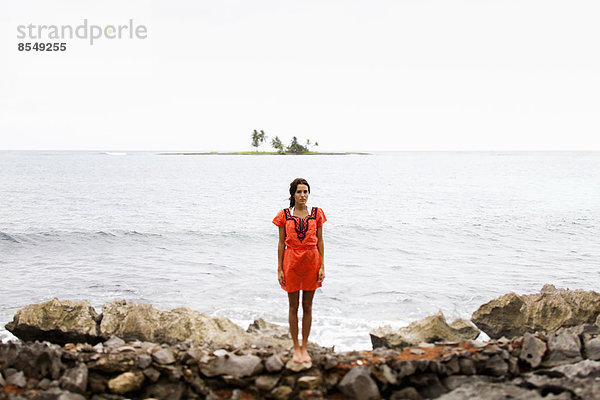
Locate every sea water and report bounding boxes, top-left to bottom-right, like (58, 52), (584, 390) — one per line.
(1, 151), (599, 351)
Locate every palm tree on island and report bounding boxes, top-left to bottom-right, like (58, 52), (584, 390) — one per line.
(251, 131), (318, 154)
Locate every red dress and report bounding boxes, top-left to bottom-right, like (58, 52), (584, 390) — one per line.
(273, 207), (327, 292)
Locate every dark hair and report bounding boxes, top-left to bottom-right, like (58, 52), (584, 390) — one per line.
(289, 178), (310, 208)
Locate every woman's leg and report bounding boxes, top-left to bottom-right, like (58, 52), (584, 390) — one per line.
(300, 290), (315, 362)
(287, 291), (302, 362)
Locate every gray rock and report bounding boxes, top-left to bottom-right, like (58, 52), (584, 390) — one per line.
(442, 375), (492, 391)
(6, 371), (26, 388)
(448, 319), (481, 340)
(152, 348), (176, 364)
(471, 285), (600, 339)
(39, 388), (87, 400)
(550, 359), (600, 379)
(137, 353), (152, 369)
(519, 333), (547, 368)
(200, 351), (263, 378)
(0, 372), (4, 387)
(5, 298), (102, 345)
(393, 360), (417, 378)
(247, 318), (290, 339)
(371, 311), (476, 349)
(543, 329), (583, 367)
(107, 371), (145, 394)
(103, 336), (125, 348)
(143, 367), (161, 383)
(142, 380), (185, 400)
(269, 385), (293, 400)
(390, 387), (422, 400)
(255, 375), (279, 391)
(338, 366), (380, 400)
(59, 363), (88, 394)
(483, 354), (509, 377)
(38, 378), (52, 390)
(408, 373), (447, 398)
(265, 354), (284, 372)
(584, 336), (600, 360)
(459, 358), (476, 375)
(437, 381), (544, 399)
(373, 364), (397, 385)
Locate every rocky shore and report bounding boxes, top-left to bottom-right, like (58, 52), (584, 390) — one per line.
(1, 285), (600, 399)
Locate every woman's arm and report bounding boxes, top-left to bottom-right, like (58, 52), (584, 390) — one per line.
(277, 226), (286, 286)
(316, 225), (325, 282)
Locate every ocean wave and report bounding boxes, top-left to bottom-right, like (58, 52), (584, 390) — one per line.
(0, 229), (164, 245)
(0, 231), (19, 243)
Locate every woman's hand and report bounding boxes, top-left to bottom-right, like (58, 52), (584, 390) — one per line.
(317, 266), (325, 283)
(278, 268), (285, 286)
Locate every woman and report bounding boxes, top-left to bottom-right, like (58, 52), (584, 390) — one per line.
(272, 178), (326, 363)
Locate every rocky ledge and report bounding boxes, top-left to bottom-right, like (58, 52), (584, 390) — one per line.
(1, 285), (599, 400)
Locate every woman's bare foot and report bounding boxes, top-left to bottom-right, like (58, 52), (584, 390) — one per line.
(300, 347), (311, 363)
(292, 347), (304, 363)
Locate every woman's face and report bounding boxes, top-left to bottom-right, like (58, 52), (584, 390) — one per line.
(294, 184), (309, 206)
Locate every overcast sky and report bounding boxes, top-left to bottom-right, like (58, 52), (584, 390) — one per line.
(1, 0), (599, 151)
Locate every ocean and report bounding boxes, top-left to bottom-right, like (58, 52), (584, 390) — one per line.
(1, 151), (599, 351)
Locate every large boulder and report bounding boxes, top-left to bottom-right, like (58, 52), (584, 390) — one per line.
(100, 300), (252, 345)
(471, 285), (600, 339)
(5, 298), (102, 344)
(370, 311), (480, 349)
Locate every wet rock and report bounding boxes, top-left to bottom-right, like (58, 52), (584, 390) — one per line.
(265, 354), (284, 372)
(255, 374), (279, 391)
(100, 299), (251, 345)
(370, 311), (474, 349)
(270, 385), (293, 400)
(389, 387), (422, 400)
(6, 371), (26, 388)
(338, 366), (380, 400)
(107, 371), (144, 394)
(152, 348), (176, 365)
(5, 298), (102, 345)
(471, 285), (600, 339)
(519, 333), (547, 368)
(199, 351), (263, 378)
(59, 363), (88, 394)
(543, 329), (582, 367)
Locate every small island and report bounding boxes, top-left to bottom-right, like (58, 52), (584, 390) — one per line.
(158, 130), (370, 155)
